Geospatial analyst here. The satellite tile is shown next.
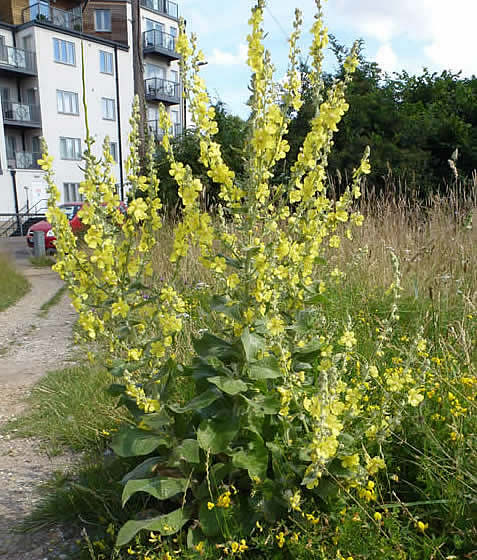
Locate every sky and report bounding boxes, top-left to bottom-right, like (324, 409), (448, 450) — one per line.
(179, 0), (476, 119)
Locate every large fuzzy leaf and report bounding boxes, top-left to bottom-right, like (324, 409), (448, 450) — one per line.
(197, 416), (239, 453)
(122, 477), (188, 506)
(116, 507), (191, 546)
(111, 427), (168, 457)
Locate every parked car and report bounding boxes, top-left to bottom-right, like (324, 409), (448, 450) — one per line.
(26, 201), (127, 251)
(27, 202), (84, 250)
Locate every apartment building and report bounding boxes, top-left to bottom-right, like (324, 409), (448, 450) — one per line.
(0, 0), (183, 225)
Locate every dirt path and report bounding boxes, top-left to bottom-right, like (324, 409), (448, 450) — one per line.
(0, 238), (78, 559)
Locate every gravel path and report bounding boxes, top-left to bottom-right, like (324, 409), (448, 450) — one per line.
(0, 238), (78, 560)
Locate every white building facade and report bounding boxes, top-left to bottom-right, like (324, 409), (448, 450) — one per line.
(0, 0), (182, 231)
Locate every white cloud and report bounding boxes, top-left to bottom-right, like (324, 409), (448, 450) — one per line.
(207, 43), (248, 66)
(375, 43), (398, 73)
(330, 0), (477, 75)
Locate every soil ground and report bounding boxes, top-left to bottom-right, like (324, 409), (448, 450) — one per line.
(0, 238), (78, 560)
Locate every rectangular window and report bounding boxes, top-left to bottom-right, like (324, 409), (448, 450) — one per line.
(95, 9), (111, 32)
(170, 69), (178, 83)
(99, 50), (113, 74)
(60, 137), (81, 160)
(57, 90), (79, 115)
(110, 141), (118, 162)
(101, 97), (116, 120)
(64, 183), (83, 202)
(53, 38), (75, 65)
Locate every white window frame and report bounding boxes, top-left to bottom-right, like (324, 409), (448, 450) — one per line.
(64, 182), (83, 202)
(60, 137), (81, 160)
(57, 90), (79, 115)
(95, 9), (111, 32)
(53, 38), (76, 65)
(99, 50), (113, 74)
(101, 97), (116, 121)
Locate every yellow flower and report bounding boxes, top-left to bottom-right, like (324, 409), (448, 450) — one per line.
(128, 197), (148, 221)
(339, 330), (357, 349)
(416, 521), (428, 532)
(374, 511), (382, 522)
(195, 541), (204, 553)
(267, 316), (285, 336)
(276, 532), (285, 548)
(207, 502), (215, 510)
(341, 453), (360, 470)
(408, 388), (424, 407)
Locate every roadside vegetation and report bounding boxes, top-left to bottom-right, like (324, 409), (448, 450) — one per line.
(0, 252), (30, 311)
(5, 1), (475, 559)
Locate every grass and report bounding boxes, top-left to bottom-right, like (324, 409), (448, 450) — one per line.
(37, 285), (68, 317)
(29, 255), (56, 267)
(0, 252), (30, 311)
(3, 362), (129, 455)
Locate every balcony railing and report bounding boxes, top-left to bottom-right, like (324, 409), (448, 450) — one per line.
(2, 101), (41, 127)
(145, 77), (181, 105)
(22, 3), (83, 31)
(0, 45), (37, 75)
(148, 120), (181, 140)
(143, 30), (179, 60)
(7, 152), (41, 170)
(141, 0), (178, 19)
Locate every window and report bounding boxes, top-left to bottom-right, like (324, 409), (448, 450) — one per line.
(60, 137), (81, 160)
(100, 50), (113, 74)
(95, 9), (111, 32)
(63, 183), (83, 202)
(57, 90), (79, 115)
(110, 141), (118, 162)
(53, 38), (75, 65)
(101, 97), (116, 120)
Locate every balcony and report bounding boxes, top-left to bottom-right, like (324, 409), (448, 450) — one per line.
(7, 152), (41, 170)
(2, 102), (41, 128)
(0, 45), (37, 76)
(22, 3), (83, 31)
(141, 0), (178, 19)
(145, 78), (181, 105)
(148, 120), (182, 140)
(143, 30), (180, 61)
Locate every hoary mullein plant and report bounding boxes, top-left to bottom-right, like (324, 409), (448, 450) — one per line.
(40, 0), (436, 551)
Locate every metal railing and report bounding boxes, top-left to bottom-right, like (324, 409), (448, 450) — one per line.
(22, 3), (83, 31)
(2, 101), (41, 125)
(7, 152), (42, 170)
(144, 77), (180, 102)
(143, 29), (177, 53)
(141, 0), (178, 19)
(148, 120), (181, 140)
(0, 45), (37, 74)
(0, 198), (47, 238)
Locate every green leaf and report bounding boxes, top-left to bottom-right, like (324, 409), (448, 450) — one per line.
(210, 295), (242, 322)
(173, 439), (200, 464)
(232, 441), (268, 479)
(193, 333), (236, 360)
(122, 477), (188, 506)
(116, 507), (191, 546)
(111, 427), (168, 457)
(248, 357), (282, 379)
(121, 457), (162, 483)
(110, 360), (126, 377)
(241, 328), (265, 362)
(199, 502), (227, 537)
(138, 410), (171, 430)
(169, 389), (220, 413)
(197, 416), (239, 453)
(248, 394), (280, 414)
(208, 376), (248, 395)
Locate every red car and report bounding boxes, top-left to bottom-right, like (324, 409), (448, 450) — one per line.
(27, 202), (84, 251)
(27, 201), (127, 251)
